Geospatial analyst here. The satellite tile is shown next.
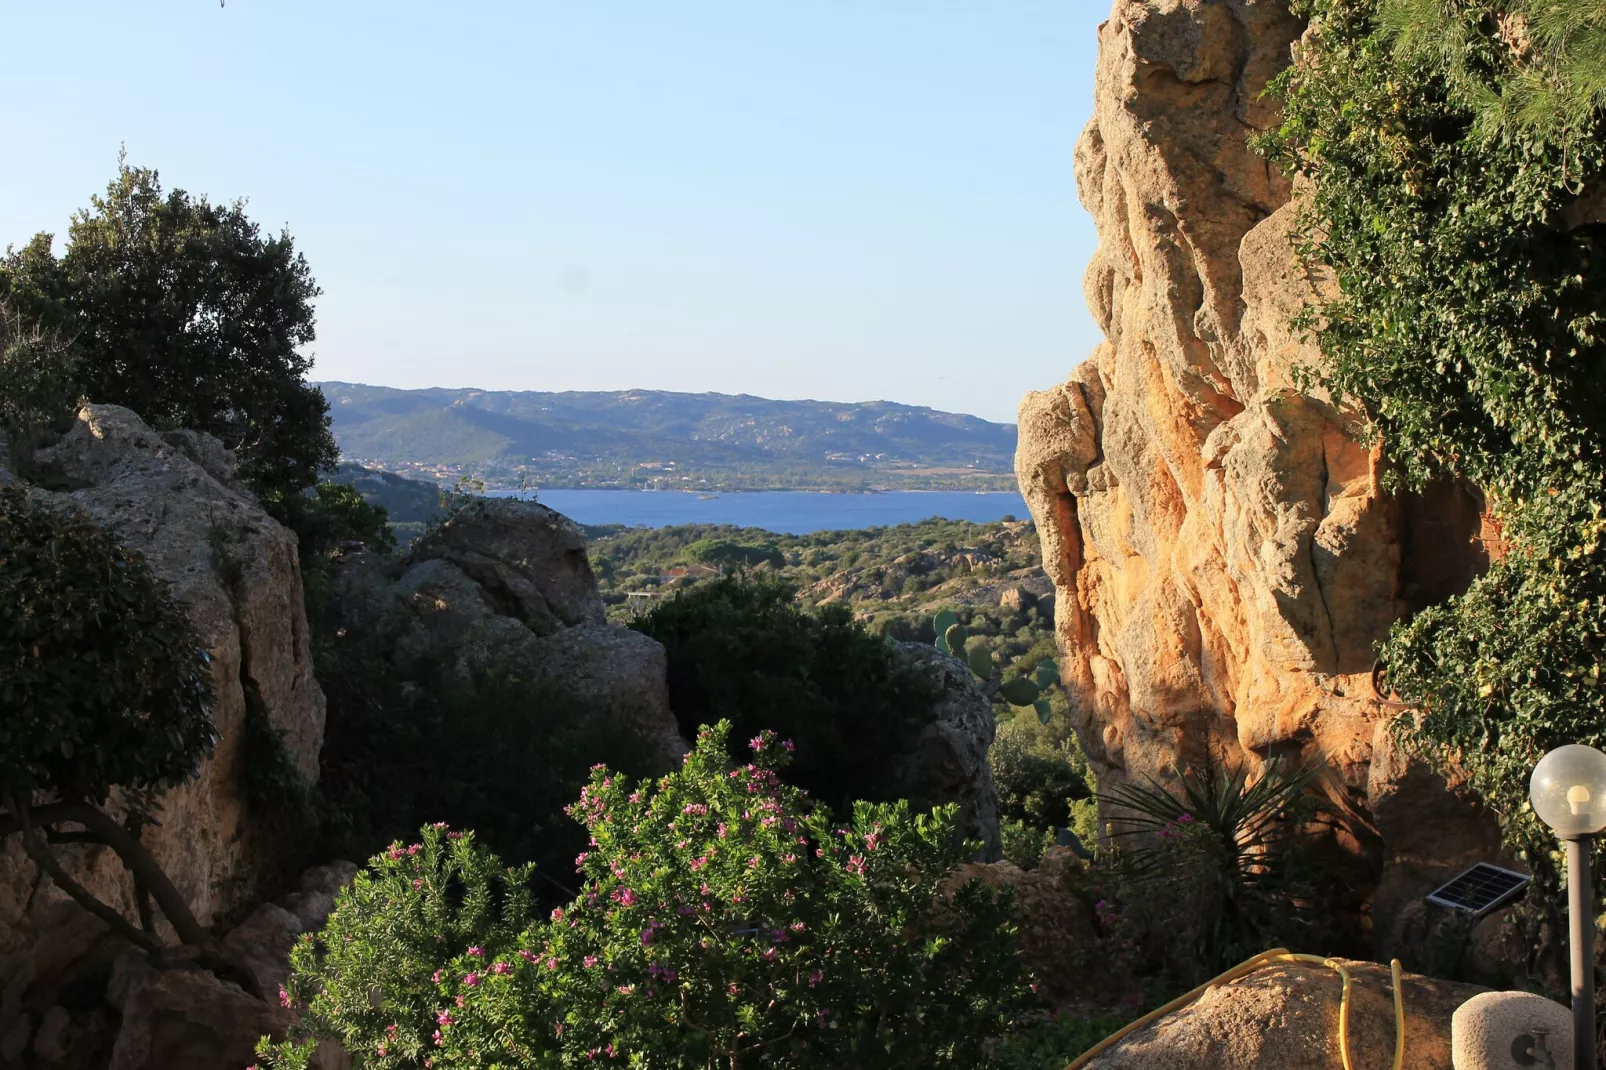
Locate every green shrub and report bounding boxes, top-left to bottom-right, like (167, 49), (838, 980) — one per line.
(633, 574), (941, 816)
(999, 819), (1057, 871)
(989, 720), (1091, 835)
(259, 723), (1034, 1069)
(259, 824), (535, 1066)
(314, 613), (660, 889)
(683, 537), (785, 570)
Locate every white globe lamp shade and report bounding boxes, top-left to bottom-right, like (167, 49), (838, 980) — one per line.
(1530, 744), (1606, 837)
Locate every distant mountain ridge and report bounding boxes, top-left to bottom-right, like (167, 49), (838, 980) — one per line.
(317, 383), (1019, 491)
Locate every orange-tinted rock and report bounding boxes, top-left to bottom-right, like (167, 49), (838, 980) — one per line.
(1016, 0), (1511, 956)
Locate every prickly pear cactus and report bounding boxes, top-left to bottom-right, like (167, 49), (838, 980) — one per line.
(930, 611), (1060, 720)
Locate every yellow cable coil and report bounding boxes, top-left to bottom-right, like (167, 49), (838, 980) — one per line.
(1065, 949), (1407, 1070)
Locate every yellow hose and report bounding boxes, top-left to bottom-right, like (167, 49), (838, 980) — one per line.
(1064, 950), (1408, 1070)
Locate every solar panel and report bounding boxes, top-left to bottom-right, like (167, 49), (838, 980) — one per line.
(1425, 863), (1531, 918)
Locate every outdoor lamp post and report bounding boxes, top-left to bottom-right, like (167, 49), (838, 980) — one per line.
(1531, 744), (1606, 1070)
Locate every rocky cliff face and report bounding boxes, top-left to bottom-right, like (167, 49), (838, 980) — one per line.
(1016, 0), (1505, 954)
(0, 406), (327, 959)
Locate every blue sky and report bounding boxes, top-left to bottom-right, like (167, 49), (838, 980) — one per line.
(1, 2), (1107, 424)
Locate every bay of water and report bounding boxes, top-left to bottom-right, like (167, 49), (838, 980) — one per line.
(497, 489), (1030, 535)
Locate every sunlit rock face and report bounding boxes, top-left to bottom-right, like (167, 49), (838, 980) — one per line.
(1017, 0), (1505, 956)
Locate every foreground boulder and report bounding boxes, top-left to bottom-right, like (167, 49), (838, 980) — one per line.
(331, 497), (688, 768)
(0, 405), (326, 957)
(1080, 959), (1485, 1069)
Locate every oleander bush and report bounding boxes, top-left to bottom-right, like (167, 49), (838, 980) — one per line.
(257, 722), (1035, 1069)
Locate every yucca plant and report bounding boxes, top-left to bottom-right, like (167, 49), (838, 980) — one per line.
(1095, 757), (1350, 977)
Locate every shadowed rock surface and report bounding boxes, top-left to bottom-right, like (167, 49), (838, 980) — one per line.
(0, 405), (326, 960)
(892, 644), (1004, 857)
(330, 497), (689, 770)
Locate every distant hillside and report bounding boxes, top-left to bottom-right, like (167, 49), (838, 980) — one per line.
(317, 383), (1019, 491)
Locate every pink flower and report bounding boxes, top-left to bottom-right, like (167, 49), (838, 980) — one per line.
(492, 961), (512, 975)
(748, 856), (761, 869)
(432, 969), (444, 984)
(808, 969), (822, 987)
(412, 879), (424, 891)
(727, 983), (739, 996)
(463, 972), (480, 987)
(519, 949), (537, 962)
(762, 948), (778, 961)
(790, 921), (806, 932)
(434, 1029), (444, 1046)
(467, 946), (485, 958)
(551, 907), (565, 921)
(437, 1010), (454, 1026)
(278, 986), (292, 1009)
(846, 854), (867, 876)
(408, 844), (421, 855)
(584, 955), (599, 968)
(575, 852), (589, 868)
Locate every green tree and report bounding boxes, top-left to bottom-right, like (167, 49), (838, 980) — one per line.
(0, 300), (80, 476)
(0, 155), (336, 510)
(0, 487), (256, 990)
(632, 575), (940, 817)
(258, 724), (1033, 1069)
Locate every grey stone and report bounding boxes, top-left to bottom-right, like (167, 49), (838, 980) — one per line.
(1452, 991), (1572, 1070)
(892, 643), (1002, 858)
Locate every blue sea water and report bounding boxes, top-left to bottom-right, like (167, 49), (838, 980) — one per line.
(496, 489), (1030, 535)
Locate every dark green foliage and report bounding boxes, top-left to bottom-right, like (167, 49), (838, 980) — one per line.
(989, 728), (1090, 834)
(0, 156), (336, 509)
(0, 301), (80, 474)
(632, 574), (942, 816)
(0, 486), (215, 810)
(1096, 759), (1355, 979)
(313, 601), (657, 895)
(1260, 0), (1606, 859)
